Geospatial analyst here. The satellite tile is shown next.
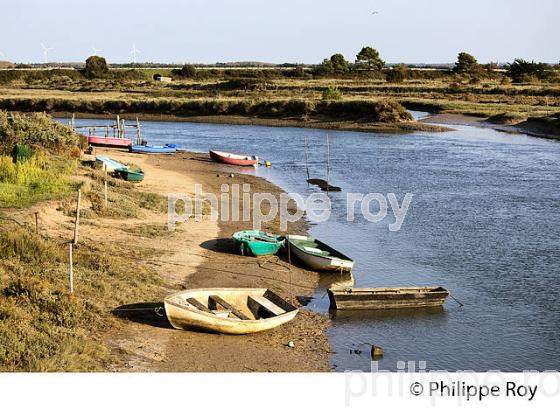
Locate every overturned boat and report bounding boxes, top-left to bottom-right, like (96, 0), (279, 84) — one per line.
(164, 288), (298, 334)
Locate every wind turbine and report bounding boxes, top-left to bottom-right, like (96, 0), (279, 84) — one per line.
(130, 43), (140, 64)
(91, 44), (103, 56)
(40, 43), (53, 64)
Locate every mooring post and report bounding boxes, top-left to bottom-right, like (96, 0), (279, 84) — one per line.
(69, 243), (74, 294)
(304, 137), (310, 184)
(326, 134), (330, 195)
(104, 164), (108, 208)
(73, 189), (81, 245)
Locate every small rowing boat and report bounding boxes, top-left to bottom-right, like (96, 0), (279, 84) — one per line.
(164, 288), (298, 334)
(327, 286), (450, 310)
(95, 156), (128, 172)
(286, 234), (354, 272)
(232, 230), (284, 256)
(87, 136), (132, 148)
(115, 167), (144, 182)
(129, 144), (178, 154)
(209, 150), (259, 167)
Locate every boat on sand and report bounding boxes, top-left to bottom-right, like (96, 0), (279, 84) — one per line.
(327, 286), (450, 310)
(209, 150), (259, 167)
(232, 230), (284, 256)
(129, 144), (178, 154)
(286, 234), (354, 272)
(164, 288), (298, 334)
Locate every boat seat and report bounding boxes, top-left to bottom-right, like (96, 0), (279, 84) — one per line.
(186, 297), (212, 313)
(208, 295), (250, 320)
(303, 246), (329, 256)
(248, 295), (286, 317)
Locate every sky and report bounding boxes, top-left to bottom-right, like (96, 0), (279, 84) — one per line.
(1, 0), (558, 64)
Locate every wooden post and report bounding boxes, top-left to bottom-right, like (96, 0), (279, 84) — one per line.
(287, 233), (292, 265)
(136, 117), (141, 144)
(34, 212), (39, 234)
(116, 115), (120, 138)
(69, 243), (74, 294)
(326, 134), (330, 194)
(73, 189), (81, 245)
(304, 137), (310, 183)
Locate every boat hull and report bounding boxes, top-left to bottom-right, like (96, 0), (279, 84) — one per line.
(209, 150), (258, 167)
(129, 145), (177, 154)
(95, 156), (128, 172)
(87, 136), (132, 147)
(328, 286), (450, 310)
(164, 288), (298, 335)
(232, 230), (284, 256)
(287, 235), (354, 272)
(115, 168), (144, 182)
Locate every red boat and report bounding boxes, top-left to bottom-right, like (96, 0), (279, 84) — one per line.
(86, 136), (132, 148)
(209, 150), (259, 167)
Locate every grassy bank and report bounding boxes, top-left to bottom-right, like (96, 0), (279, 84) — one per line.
(0, 112), (171, 371)
(1, 67), (559, 136)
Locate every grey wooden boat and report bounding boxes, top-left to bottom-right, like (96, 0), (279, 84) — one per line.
(328, 286), (449, 310)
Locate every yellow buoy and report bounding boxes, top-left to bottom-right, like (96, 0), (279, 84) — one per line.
(265, 160), (271, 168)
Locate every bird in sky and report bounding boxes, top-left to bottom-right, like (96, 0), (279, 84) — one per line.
(371, 11), (379, 15)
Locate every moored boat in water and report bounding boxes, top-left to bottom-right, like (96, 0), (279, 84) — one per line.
(164, 288), (298, 334)
(286, 234), (354, 272)
(232, 230), (284, 256)
(209, 150), (259, 167)
(327, 286), (450, 310)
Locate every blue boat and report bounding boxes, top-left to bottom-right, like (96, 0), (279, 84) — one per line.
(129, 144), (179, 154)
(95, 156), (128, 172)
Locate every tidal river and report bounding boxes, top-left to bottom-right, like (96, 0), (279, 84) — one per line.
(67, 115), (560, 371)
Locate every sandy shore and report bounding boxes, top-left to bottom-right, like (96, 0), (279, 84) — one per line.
(100, 149), (332, 372)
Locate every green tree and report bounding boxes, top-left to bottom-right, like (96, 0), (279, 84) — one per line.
(176, 64), (197, 78)
(318, 54), (349, 74)
(506, 59), (551, 83)
(454, 52), (479, 73)
(355, 46), (385, 71)
(84, 56), (109, 78)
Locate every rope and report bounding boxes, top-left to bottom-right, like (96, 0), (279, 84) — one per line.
(449, 293), (464, 307)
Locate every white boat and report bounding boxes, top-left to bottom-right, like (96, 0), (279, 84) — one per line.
(95, 156), (128, 172)
(286, 234), (354, 272)
(164, 288), (298, 335)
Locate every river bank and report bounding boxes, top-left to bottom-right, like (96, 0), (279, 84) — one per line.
(49, 111), (450, 134)
(96, 149), (331, 372)
(422, 112), (560, 141)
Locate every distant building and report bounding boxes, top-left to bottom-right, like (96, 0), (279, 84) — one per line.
(153, 74), (172, 83)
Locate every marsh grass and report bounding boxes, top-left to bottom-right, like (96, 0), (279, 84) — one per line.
(0, 153), (77, 208)
(0, 223), (165, 371)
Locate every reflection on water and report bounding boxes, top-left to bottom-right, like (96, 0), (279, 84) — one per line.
(64, 116), (560, 372)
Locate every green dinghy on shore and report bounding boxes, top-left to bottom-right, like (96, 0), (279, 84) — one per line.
(115, 167), (145, 182)
(232, 230), (285, 256)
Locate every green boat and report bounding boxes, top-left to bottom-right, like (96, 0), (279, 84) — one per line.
(115, 167), (145, 182)
(232, 230), (285, 257)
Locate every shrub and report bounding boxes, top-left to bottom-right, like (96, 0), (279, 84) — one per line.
(386, 64), (408, 83)
(0, 111), (79, 155)
(84, 56), (109, 79)
(322, 86), (343, 100)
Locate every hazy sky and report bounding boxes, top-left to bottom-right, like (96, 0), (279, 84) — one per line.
(1, 0), (558, 64)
